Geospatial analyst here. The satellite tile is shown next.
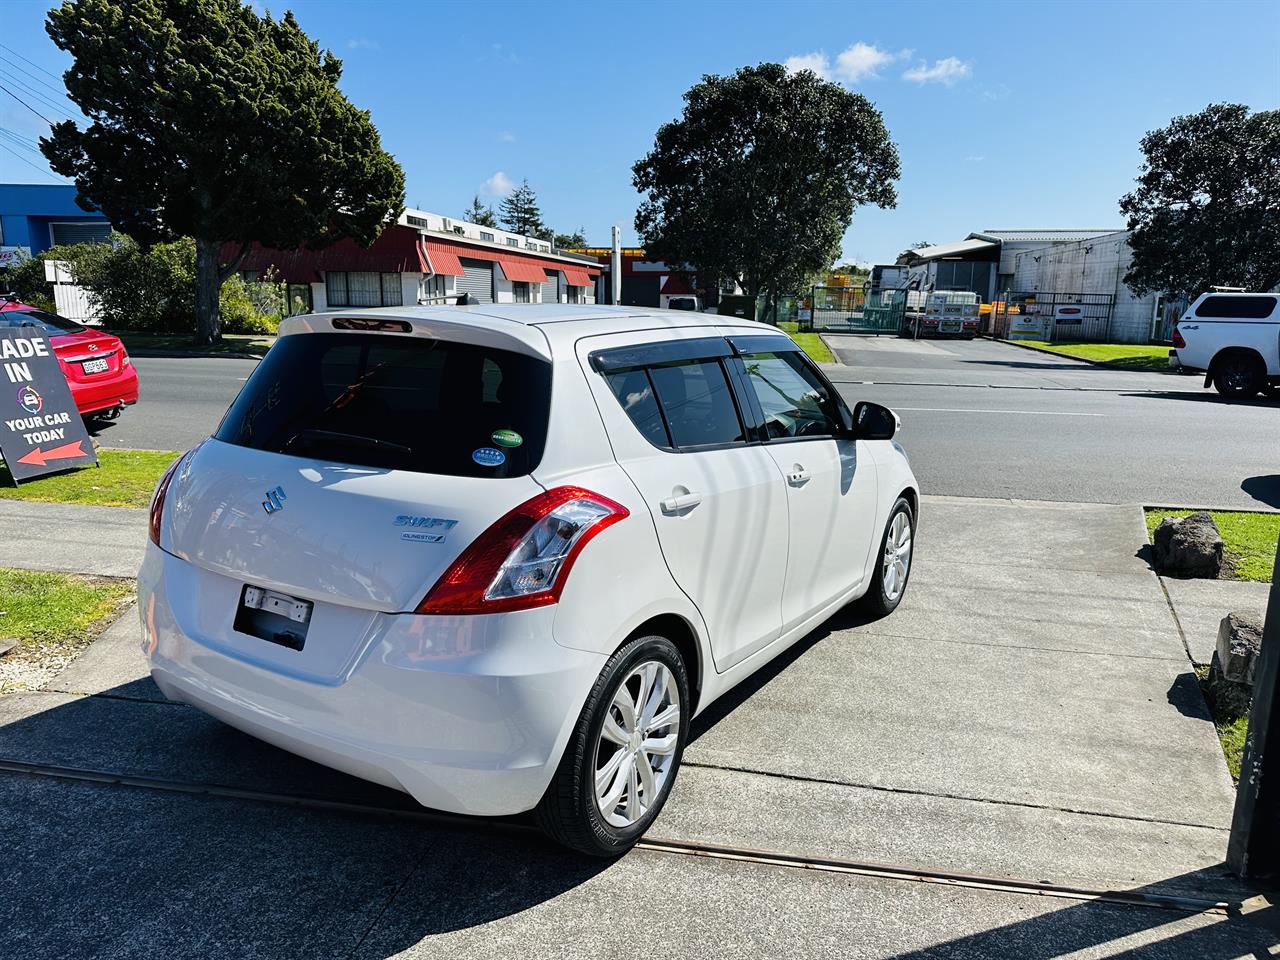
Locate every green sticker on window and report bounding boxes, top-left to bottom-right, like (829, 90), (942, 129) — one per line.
(491, 429), (523, 448)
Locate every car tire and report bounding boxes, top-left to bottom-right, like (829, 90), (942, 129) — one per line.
(1214, 354), (1264, 398)
(861, 497), (915, 617)
(534, 634), (689, 857)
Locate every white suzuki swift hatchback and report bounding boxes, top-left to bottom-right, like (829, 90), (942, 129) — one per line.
(139, 305), (918, 855)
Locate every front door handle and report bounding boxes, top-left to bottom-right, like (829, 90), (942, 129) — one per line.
(660, 491), (703, 513)
(787, 467), (811, 486)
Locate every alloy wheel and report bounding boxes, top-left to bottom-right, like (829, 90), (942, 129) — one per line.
(882, 509), (913, 602)
(594, 660), (681, 828)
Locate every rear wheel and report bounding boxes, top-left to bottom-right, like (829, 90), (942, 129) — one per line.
(861, 497), (915, 617)
(535, 634), (688, 857)
(1214, 353), (1265, 398)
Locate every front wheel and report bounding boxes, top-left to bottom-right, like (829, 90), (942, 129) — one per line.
(535, 634), (689, 857)
(861, 497), (915, 617)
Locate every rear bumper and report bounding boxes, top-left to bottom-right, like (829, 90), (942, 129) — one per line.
(70, 367), (139, 415)
(138, 543), (606, 816)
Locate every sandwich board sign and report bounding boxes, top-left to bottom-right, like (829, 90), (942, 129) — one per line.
(0, 327), (97, 483)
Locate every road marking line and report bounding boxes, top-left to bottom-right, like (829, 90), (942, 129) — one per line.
(893, 407), (1106, 417)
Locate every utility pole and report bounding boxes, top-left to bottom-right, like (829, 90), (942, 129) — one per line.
(611, 225), (622, 307)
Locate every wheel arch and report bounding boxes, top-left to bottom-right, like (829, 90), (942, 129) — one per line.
(1208, 345), (1266, 376)
(622, 612), (704, 715)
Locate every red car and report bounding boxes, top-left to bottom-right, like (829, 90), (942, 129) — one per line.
(0, 299), (139, 419)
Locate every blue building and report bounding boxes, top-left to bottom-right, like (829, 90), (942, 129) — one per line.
(0, 183), (112, 266)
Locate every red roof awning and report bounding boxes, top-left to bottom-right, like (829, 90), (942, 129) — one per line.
(563, 267), (593, 287)
(498, 256), (552, 283)
(422, 240), (465, 277)
(224, 226), (425, 284)
(660, 274), (694, 295)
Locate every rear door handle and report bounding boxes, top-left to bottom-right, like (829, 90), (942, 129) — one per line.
(787, 468), (811, 486)
(660, 492), (703, 513)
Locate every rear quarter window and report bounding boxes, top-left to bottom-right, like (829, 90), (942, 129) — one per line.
(215, 333), (551, 478)
(1195, 295), (1278, 320)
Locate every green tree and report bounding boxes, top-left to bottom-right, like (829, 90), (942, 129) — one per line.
(41, 0), (405, 344)
(1121, 103), (1280, 297)
(633, 63), (899, 319)
(499, 179), (545, 237)
(464, 195), (498, 228)
(553, 227), (587, 250)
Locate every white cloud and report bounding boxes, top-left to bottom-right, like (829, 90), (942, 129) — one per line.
(346, 38), (379, 50)
(902, 57), (971, 86)
(783, 52), (830, 80)
(834, 42), (896, 83)
(784, 43), (901, 85)
(480, 171), (515, 197)
(497, 130), (517, 143)
(965, 155), (985, 162)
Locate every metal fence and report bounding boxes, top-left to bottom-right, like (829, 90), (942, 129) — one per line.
(987, 291), (1115, 343)
(801, 284), (900, 334)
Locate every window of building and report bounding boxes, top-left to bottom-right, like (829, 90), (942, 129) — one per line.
(1196, 295), (1277, 320)
(525, 241), (537, 250)
(540, 244), (550, 253)
(419, 274), (448, 302)
(406, 215), (430, 229)
(512, 281), (531, 303)
(565, 286), (584, 304)
(49, 221), (112, 245)
(480, 231), (494, 242)
(452, 226), (465, 235)
(325, 271), (404, 307)
(506, 238), (519, 247)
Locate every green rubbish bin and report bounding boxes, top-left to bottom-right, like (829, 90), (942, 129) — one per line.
(716, 295), (757, 322)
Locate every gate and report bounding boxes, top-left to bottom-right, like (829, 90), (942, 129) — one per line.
(802, 284), (901, 334)
(988, 291), (1115, 342)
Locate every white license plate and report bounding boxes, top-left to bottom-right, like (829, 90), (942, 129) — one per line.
(82, 357), (109, 374)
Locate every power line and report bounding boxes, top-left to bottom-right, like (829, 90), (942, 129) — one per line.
(0, 140), (67, 183)
(0, 125), (41, 148)
(0, 129), (44, 155)
(0, 43), (64, 85)
(0, 53), (71, 103)
(0, 67), (75, 122)
(0, 82), (55, 126)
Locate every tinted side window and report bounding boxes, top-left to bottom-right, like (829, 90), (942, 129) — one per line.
(604, 369), (669, 448)
(1196, 296), (1278, 319)
(648, 360), (745, 448)
(741, 350), (843, 440)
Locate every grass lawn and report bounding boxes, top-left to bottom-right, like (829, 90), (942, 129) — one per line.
(1196, 665), (1249, 781)
(0, 568), (132, 651)
(778, 321), (835, 363)
(1145, 508), (1280, 583)
(1018, 340), (1172, 372)
(117, 332), (275, 357)
(0, 449), (178, 508)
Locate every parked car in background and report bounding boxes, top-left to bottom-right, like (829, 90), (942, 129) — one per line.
(1172, 291), (1280, 398)
(140, 305), (918, 856)
(666, 295), (701, 311)
(901, 291), (981, 339)
(0, 298), (139, 419)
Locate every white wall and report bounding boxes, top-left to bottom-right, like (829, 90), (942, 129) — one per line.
(1007, 231), (1158, 343)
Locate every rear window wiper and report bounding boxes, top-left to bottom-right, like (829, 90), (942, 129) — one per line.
(282, 428), (414, 456)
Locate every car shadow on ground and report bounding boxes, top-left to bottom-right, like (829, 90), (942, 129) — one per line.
(1242, 475), (1280, 509)
(1122, 389), (1279, 408)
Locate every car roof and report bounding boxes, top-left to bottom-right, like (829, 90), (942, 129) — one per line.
(279, 305), (789, 359)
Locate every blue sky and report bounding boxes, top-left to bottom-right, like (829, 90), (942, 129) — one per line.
(2, 0), (1277, 264)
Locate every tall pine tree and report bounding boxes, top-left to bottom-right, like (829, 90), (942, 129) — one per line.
(499, 180), (545, 237)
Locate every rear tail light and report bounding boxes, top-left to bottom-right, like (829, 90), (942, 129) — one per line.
(148, 444), (201, 547)
(416, 486), (629, 615)
(122, 351), (132, 366)
(1172, 328), (1186, 349)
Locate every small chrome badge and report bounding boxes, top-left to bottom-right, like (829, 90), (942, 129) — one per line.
(262, 486), (286, 514)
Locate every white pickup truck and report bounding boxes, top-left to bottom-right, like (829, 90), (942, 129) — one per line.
(1173, 291), (1280, 398)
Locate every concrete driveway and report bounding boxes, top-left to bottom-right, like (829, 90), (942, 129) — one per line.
(0, 494), (1273, 957)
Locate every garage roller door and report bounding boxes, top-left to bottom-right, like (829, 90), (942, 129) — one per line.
(543, 270), (561, 304)
(458, 258), (494, 303)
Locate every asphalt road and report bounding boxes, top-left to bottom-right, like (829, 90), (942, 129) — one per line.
(93, 339), (1278, 509)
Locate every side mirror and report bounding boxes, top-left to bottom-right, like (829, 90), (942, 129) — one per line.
(852, 401), (899, 440)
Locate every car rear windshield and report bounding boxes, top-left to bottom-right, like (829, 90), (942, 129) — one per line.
(0, 308), (87, 335)
(1195, 295), (1278, 319)
(215, 333), (551, 478)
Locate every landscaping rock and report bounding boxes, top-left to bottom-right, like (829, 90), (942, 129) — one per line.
(1206, 612), (1264, 717)
(1152, 512), (1224, 578)
(0, 638), (15, 658)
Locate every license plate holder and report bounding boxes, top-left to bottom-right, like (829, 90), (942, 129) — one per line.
(234, 584), (312, 651)
(82, 357), (109, 374)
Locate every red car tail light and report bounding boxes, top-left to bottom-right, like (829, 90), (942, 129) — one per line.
(416, 486), (629, 615)
(1172, 328), (1186, 349)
